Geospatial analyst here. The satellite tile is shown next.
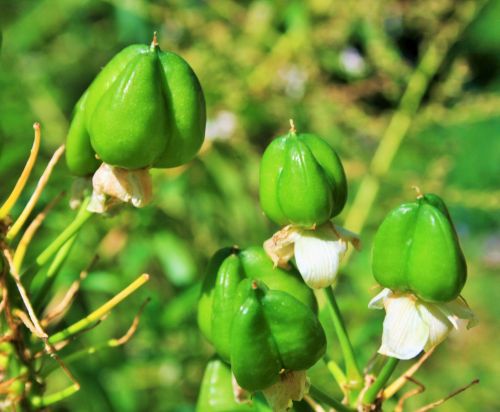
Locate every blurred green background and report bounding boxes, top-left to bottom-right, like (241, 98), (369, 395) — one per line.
(0, 0), (499, 411)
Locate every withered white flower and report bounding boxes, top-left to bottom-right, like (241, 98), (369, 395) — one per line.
(262, 370), (309, 412)
(369, 288), (476, 360)
(264, 222), (360, 289)
(87, 163), (152, 213)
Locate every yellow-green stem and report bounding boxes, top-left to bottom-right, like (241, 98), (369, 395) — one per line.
(48, 274), (149, 345)
(323, 354), (347, 391)
(0, 123), (41, 219)
(30, 383), (79, 408)
(35, 199), (92, 268)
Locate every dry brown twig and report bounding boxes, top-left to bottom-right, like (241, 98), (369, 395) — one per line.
(42, 269), (88, 327)
(394, 377), (425, 412)
(384, 348), (435, 400)
(414, 379), (479, 412)
(1, 247), (80, 392)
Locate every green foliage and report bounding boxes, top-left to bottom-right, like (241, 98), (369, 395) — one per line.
(0, 0), (499, 411)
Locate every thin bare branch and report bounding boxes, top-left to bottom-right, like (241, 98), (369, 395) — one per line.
(414, 379), (479, 412)
(394, 377), (425, 412)
(12, 192), (64, 271)
(6, 145), (65, 241)
(12, 309), (39, 336)
(110, 298), (150, 346)
(1, 247), (80, 391)
(384, 348), (435, 400)
(0, 123), (41, 219)
(42, 271), (87, 327)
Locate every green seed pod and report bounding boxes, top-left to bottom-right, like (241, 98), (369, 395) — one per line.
(196, 357), (256, 412)
(197, 246), (318, 361)
(65, 92), (100, 176)
(65, 37), (205, 171)
(260, 128), (347, 227)
(372, 193), (467, 302)
(231, 280), (326, 391)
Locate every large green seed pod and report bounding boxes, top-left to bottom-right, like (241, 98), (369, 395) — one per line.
(65, 38), (205, 174)
(259, 129), (347, 227)
(65, 92), (100, 176)
(197, 246), (318, 362)
(372, 193), (467, 302)
(231, 280), (326, 391)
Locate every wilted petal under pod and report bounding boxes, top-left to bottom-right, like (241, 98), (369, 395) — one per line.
(264, 222), (359, 289)
(369, 289), (476, 360)
(88, 163), (152, 213)
(262, 370), (309, 412)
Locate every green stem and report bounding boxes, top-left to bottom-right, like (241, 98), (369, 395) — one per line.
(309, 385), (354, 412)
(30, 384), (79, 408)
(362, 357), (399, 406)
(33, 235), (77, 310)
(323, 354), (347, 391)
(48, 274), (149, 345)
(324, 287), (363, 388)
(22, 198), (92, 287)
(35, 198), (92, 268)
(43, 334), (128, 376)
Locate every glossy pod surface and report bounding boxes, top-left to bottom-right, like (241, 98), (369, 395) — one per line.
(372, 193), (467, 302)
(197, 247), (325, 391)
(231, 280), (326, 391)
(259, 131), (347, 227)
(65, 41), (205, 174)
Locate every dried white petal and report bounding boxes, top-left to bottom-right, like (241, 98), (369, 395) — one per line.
(294, 225), (347, 289)
(262, 370), (309, 412)
(439, 296), (477, 329)
(370, 291), (477, 360)
(379, 294), (429, 360)
(263, 222), (358, 289)
(263, 225), (300, 269)
(88, 163), (152, 213)
(417, 302), (452, 351)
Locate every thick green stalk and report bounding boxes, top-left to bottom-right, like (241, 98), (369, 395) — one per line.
(309, 385), (354, 412)
(362, 357), (399, 406)
(324, 287), (363, 388)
